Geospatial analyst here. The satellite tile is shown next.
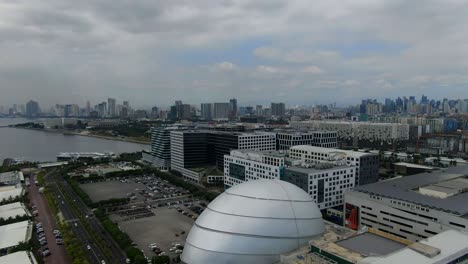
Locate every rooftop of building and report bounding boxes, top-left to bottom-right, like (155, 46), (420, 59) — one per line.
(230, 149), (289, 159)
(0, 186), (23, 202)
(0, 221), (32, 250)
(0, 202), (29, 219)
(0, 171), (24, 184)
(172, 129), (275, 136)
(290, 120), (408, 126)
(281, 225), (464, 264)
(0, 251), (38, 264)
(286, 164), (353, 174)
(361, 230), (468, 264)
(274, 129), (337, 135)
(353, 165), (468, 215)
(290, 145), (376, 157)
(393, 162), (437, 170)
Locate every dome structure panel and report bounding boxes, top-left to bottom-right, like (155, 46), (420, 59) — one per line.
(207, 194), (297, 219)
(181, 245), (277, 264)
(225, 179), (313, 201)
(181, 180), (325, 264)
(195, 208), (321, 238)
(185, 225), (304, 255)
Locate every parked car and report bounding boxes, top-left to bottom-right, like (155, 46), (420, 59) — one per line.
(42, 250), (51, 257)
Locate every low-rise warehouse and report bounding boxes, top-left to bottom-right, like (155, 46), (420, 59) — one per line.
(0, 221), (33, 252)
(0, 202), (29, 219)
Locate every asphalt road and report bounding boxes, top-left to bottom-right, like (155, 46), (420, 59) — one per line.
(29, 175), (72, 264)
(44, 171), (128, 264)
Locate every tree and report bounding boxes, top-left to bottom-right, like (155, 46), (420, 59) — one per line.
(134, 255), (147, 264)
(152, 256), (170, 264)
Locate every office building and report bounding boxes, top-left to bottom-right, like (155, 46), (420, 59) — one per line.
(344, 166), (468, 241)
(289, 145), (379, 185)
(271, 102), (286, 117)
(255, 105), (263, 116)
(170, 131), (276, 182)
(143, 126), (190, 170)
(290, 120), (410, 149)
(229, 98), (238, 120)
(224, 149), (356, 209)
(213, 102), (229, 120)
(200, 103), (213, 121)
(283, 164), (356, 210)
(276, 130), (338, 150)
(97, 102), (107, 117)
(25, 100), (39, 117)
(181, 179), (325, 264)
(107, 98), (116, 117)
(224, 150), (287, 188)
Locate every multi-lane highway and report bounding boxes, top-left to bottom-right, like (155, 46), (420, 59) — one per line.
(44, 171), (128, 264)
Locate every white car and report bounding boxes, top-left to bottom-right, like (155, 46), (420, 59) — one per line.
(87, 245), (91, 250)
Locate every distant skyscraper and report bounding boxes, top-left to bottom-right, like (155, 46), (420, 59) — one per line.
(151, 106), (159, 118)
(256, 105), (263, 116)
(201, 103), (213, 120)
(271, 102), (285, 117)
(26, 100), (40, 117)
(213, 102), (229, 119)
(107, 98), (116, 117)
(229, 98), (238, 120)
(86, 101), (91, 116)
(97, 102), (107, 117)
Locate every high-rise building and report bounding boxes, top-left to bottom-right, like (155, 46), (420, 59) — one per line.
(144, 126), (191, 170)
(229, 98), (238, 120)
(201, 103), (213, 121)
(86, 101), (91, 116)
(64, 104), (80, 117)
(213, 102), (229, 120)
(26, 100), (40, 117)
(151, 106), (159, 118)
(107, 98), (116, 117)
(170, 130), (276, 182)
(97, 102), (107, 117)
(271, 102), (285, 117)
(255, 105), (263, 116)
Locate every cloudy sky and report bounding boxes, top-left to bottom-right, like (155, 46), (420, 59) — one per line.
(0, 0), (467, 108)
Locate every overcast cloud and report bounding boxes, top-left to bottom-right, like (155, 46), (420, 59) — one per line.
(0, 0), (467, 108)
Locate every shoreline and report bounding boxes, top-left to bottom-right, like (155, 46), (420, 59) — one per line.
(12, 127), (151, 145)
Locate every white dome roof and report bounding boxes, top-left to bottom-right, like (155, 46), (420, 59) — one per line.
(181, 180), (325, 264)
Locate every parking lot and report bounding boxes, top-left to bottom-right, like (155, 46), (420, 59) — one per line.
(80, 181), (147, 202)
(113, 207), (193, 257)
(80, 174), (208, 259)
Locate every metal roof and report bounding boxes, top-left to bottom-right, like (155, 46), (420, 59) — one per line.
(354, 165), (468, 215)
(181, 180), (325, 264)
(361, 230), (468, 264)
(336, 232), (406, 257)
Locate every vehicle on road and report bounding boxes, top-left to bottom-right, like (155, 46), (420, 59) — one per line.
(87, 245), (91, 250)
(42, 250), (51, 257)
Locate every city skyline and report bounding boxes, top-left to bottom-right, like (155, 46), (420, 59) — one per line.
(1, 1), (468, 107)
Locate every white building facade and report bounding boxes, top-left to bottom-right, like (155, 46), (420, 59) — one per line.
(283, 165), (356, 210)
(276, 131), (338, 150)
(289, 145), (379, 185)
(224, 150), (285, 188)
